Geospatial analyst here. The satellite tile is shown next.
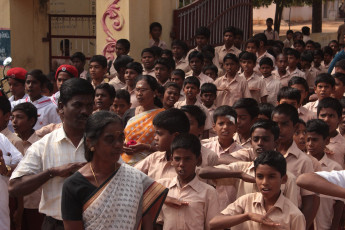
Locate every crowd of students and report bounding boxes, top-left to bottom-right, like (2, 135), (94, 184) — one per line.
(1, 18), (345, 229)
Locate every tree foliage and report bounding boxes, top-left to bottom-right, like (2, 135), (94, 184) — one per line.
(253, 0), (313, 8)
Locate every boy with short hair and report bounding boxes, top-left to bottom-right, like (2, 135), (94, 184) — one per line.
(259, 57), (282, 105)
(171, 39), (190, 73)
(149, 22), (167, 50)
(321, 46), (333, 72)
(108, 55), (133, 90)
(94, 83), (116, 111)
(264, 18), (279, 40)
(233, 98), (259, 148)
(214, 53), (251, 106)
(186, 51), (214, 86)
(332, 72), (345, 100)
(283, 30), (294, 48)
(338, 97), (345, 138)
(141, 48), (156, 77)
(209, 150), (305, 230)
(89, 55), (108, 89)
(112, 89), (131, 117)
(300, 50), (321, 90)
(286, 48), (306, 79)
(317, 97), (345, 167)
(154, 57), (175, 86)
(254, 33), (276, 66)
(70, 52), (87, 79)
(234, 27), (244, 50)
(162, 82), (180, 110)
(109, 38), (131, 77)
(313, 49), (324, 73)
(239, 51), (268, 103)
(277, 86), (301, 110)
(122, 61), (143, 108)
(202, 65), (218, 81)
(170, 69), (185, 101)
(293, 39), (306, 54)
(258, 103), (275, 120)
(272, 53), (290, 87)
(245, 38), (259, 55)
(294, 119), (307, 152)
(157, 133), (220, 230)
(6, 67), (28, 103)
(200, 83), (217, 117)
(305, 119), (343, 230)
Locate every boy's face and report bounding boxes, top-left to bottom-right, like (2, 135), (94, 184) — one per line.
(170, 74), (184, 89)
(150, 27), (162, 40)
(255, 164), (287, 201)
(0, 110), (10, 130)
(314, 82), (334, 100)
(204, 69), (217, 81)
(172, 45), (185, 59)
(318, 108), (340, 135)
(141, 52), (155, 70)
(306, 131), (329, 157)
(259, 64), (273, 78)
(300, 60), (310, 70)
(276, 55), (288, 72)
(124, 68), (139, 87)
(115, 43), (128, 57)
(25, 75), (42, 99)
(251, 128), (276, 156)
(324, 53), (332, 64)
(272, 113), (295, 145)
(213, 116), (237, 141)
(234, 34), (243, 48)
(112, 98), (131, 117)
(223, 32), (234, 46)
(294, 44), (304, 53)
(245, 42), (257, 54)
(240, 59), (255, 74)
(278, 98), (299, 109)
(340, 108), (345, 131)
(163, 86), (180, 108)
(12, 110), (35, 135)
(89, 62), (107, 81)
(95, 89), (113, 111)
(329, 42), (339, 54)
(195, 35), (208, 48)
(184, 83), (200, 101)
(71, 58), (85, 72)
(172, 148), (201, 182)
(290, 84), (308, 105)
(155, 64), (171, 84)
(8, 78), (25, 98)
(332, 78), (345, 100)
(200, 92), (216, 108)
(189, 57), (203, 73)
(223, 59), (239, 76)
(305, 43), (314, 51)
(56, 72), (72, 90)
(293, 123), (306, 152)
(287, 55), (299, 68)
(314, 55), (322, 67)
(184, 112), (203, 137)
(287, 33), (293, 40)
(153, 126), (177, 152)
(235, 108), (256, 135)
(266, 20), (273, 28)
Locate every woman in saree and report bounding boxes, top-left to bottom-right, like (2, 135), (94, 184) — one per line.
(61, 111), (168, 230)
(122, 75), (165, 165)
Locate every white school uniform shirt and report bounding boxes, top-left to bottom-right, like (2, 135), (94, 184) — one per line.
(8, 94), (28, 103)
(50, 91), (60, 106)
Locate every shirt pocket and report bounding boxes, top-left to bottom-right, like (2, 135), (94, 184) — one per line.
(186, 201), (205, 229)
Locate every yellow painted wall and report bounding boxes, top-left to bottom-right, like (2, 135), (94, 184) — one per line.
(0, 0), (10, 29)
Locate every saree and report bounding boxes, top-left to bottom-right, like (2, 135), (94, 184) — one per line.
(122, 108), (165, 165)
(82, 164), (168, 230)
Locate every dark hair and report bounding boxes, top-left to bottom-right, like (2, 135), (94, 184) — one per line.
(115, 89), (130, 104)
(164, 81), (180, 92)
(203, 64), (218, 75)
(161, 49), (173, 59)
(188, 51), (204, 63)
(84, 111), (123, 162)
(90, 55), (107, 68)
(286, 48), (300, 59)
(183, 76), (200, 88)
(333, 73), (345, 86)
(151, 46), (163, 58)
(317, 97), (342, 118)
(95, 83), (116, 100)
(272, 103), (299, 125)
(0, 96), (11, 114)
(306, 119), (329, 139)
(195, 26), (210, 39)
(254, 150), (286, 177)
(245, 38), (260, 48)
(300, 50), (314, 63)
(59, 78), (95, 105)
(116, 39), (131, 52)
(150, 22), (162, 32)
(180, 105), (206, 127)
(315, 73), (335, 87)
(313, 49), (324, 59)
(70, 52), (86, 63)
(340, 97), (345, 109)
(322, 46), (333, 56)
(240, 51), (257, 63)
(296, 118), (306, 127)
(293, 31), (303, 40)
(250, 120), (280, 140)
(335, 59), (345, 71)
(286, 30), (293, 35)
(42, 78), (54, 94)
(153, 108), (190, 134)
(259, 103), (275, 119)
(233, 98), (259, 119)
(223, 26), (236, 35)
(288, 76), (309, 92)
(12, 102), (38, 127)
(234, 27), (243, 37)
(135, 75), (162, 108)
(294, 40), (306, 48)
(171, 133), (201, 158)
(253, 33), (268, 46)
(141, 47), (155, 57)
(213, 105), (237, 124)
(201, 83), (217, 95)
(114, 55), (134, 72)
(223, 53), (239, 64)
(266, 18), (273, 23)
(172, 69), (185, 80)
(277, 87), (301, 104)
(26, 69), (47, 87)
(302, 26), (310, 35)
(329, 40), (339, 47)
(171, 40), (189, 54)
(201, 45), (215, 59)
(126, 62), (143, 75)
(305, 40), (315, 47)
(154, 57), (175, 70)
(259, 57), (273, 67)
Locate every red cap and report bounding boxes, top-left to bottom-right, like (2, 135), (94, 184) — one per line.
(55, 64), (78, 80)
(6, 67), (27, 81)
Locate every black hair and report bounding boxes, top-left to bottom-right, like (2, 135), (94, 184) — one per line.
(201, 45), (215, 59)
(294, 39), (306, 49)
(223, 53), (239, 64)
(314, 42), (321, 50)
(253, 33), (268, 46)
(234, 27), (243, 37)
(0, 96), (11, 114)
(239, 51), (257, 63)
(180, 105), (206, 127)
(254, 150), (286, 177)
(296, 118), (306, 127)
(329, 40), (339, 47)
(135, 75), (162, 108)
(84, 111), (123, 162)
(12, 102), (38, 127)
(313, 49), (324, 59)
(277, 87), (301, 104)
(172, 69), (185, 80)
(154, 57), (176, 70)
(188, 51), (204, 62)
(266, 18), (273, 22)
(286, 30), (293, 35)
(286, 48), (300, 59)
(164, 81), (180, 92)
(70, 52), (86, 63)
(306, 119), (329, 139)
(90, 55), (107, 69)
(42, 78), (54, 94)
(183, 76), (200, 88)
(233, 98), (259, 119)
(259, 57), (273, 67)
(223, 26), (236, 35)
(171, 40), (189, 54)
(115, 89), (130, 104)
(26, 69), (47, 87)
(200, 83), (217, 95)
(272, 103), (299, 125)
(322, 46), (333, 56)
(288, 76), (309, 92)
(151, 46), (163, 58)
(302, 26), (310, 35)
(59, 78), (95, 105)
(293, 31), (303, 40)
(341, 97), (345, 109)
(300, 50), (314, 63)
(195, 26), (210, 39)
(245, 38), (260, 48)
(213, 105), (237, 124)
(250, 120), (280, 140)
(141, 47), (155, 57)
(153, 108), (190, 134)
(202, 65), (218, 75)
(171, 133), (201, 158)
(126, 62), (143, 75)
(305, 40), (315, 47)
(116, 39), (131, 52)
(259, 103), (275, 119)
(333, 72), (345, 86)
(114, 55), (134, 72)
(95, 83), (116, 100)
(315, 73), (335, 87)
(317, 97), (342, 118)
(335, 59), (345, 71)
(150, 22), (162, 32)
(161, 49), (173, 59)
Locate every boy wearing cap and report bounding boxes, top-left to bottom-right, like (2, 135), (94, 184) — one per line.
(6, 67), (28, 103)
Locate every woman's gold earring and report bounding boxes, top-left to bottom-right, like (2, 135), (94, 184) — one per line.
(90, 147), (95, 152)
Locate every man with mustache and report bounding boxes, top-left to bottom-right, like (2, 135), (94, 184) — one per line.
(9, 78), (95, 230)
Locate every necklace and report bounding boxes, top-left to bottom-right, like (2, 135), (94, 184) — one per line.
(90, 163), (99, 187)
